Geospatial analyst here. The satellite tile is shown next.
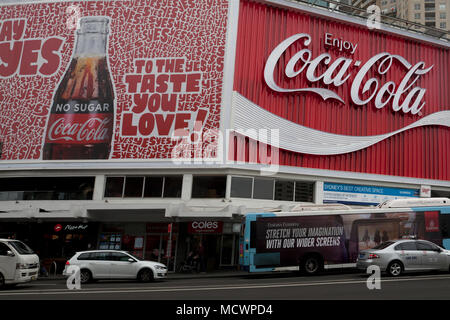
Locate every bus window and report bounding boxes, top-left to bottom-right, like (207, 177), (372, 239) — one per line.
(250, 221), (256, 249)
(440, 215), (450, 238)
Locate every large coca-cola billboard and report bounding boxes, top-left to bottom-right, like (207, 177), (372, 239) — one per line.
(233, 0), (450, 181)
(0, 0), (228, 160)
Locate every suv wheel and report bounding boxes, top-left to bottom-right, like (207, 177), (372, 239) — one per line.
(80, 269), (92, 284)
(0, 273), (5, 289)
(387, 261), (403, 277)
(138, 268), (154, 283)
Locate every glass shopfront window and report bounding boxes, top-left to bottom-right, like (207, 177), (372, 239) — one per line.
(230, 176), (253, 198)
(192, 176), (227, 198)
(99, 222), (179, 272)
(124, 176), (144, 197)
(104, 175), (182, 199)
(253, 178), (274, 200)
(179, 221), (240, 272)
(274, 180), (295, 201)
(230, 175), (314, 203)
(0, 177), (95, 201)
(0, 222), (100, 275)
(144, 176), (164, 197)
(163, 176), (183, 198)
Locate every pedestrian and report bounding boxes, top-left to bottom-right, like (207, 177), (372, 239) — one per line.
(198, 242), (206, 273)
(374, 230), (381, 245)
(36, 250), (48, 277)
(362, 229), (370, 247)
(382, 230), (389, 242)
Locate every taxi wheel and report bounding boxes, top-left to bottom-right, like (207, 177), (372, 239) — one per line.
(387, 261), (403, 277)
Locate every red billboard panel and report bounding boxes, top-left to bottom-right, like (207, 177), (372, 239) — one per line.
(0, 0), (228, 161)
(233, 0), (450, 180)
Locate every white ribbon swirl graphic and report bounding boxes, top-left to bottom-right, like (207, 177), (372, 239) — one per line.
(232, 92), (450, 155)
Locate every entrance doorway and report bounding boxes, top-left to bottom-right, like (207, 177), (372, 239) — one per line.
(145, 234), (178, 272)
(186, 234), (237, 271)
(219, 234), (237, 267)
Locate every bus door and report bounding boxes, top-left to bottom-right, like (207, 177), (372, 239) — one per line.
(439, 212), (450, 249)
(239, 216), (254, 270)
(239, 213), (277, 272)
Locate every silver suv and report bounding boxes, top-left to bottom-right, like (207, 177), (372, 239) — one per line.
(357, 239), (450, 276)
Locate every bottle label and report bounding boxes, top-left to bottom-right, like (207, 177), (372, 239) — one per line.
(45, 113), (112, 144)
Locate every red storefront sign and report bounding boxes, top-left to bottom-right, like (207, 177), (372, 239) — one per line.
(188, 221), (223, 234)
(146, 223), (178, 234)
(233, 0), (449, 181)
(425, 211), (440, 232)
(53, 223), (88, 233)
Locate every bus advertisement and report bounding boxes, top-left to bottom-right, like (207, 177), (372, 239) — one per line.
(239, 199), (450, 274)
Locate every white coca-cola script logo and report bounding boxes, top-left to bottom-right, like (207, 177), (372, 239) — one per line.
(264, 33), (433, 115)
(47, 117), (111, 142)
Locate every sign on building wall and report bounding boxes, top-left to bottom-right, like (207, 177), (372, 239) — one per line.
(188, 221), (223, 234)
(233, 0), (450, 181)
(323, 182), (419, 205)
(0, 0), (228, 161)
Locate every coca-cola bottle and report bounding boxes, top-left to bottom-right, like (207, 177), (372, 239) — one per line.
(43, 17), (114, 160)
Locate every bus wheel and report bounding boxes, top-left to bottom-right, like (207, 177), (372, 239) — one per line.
(301, 254), (323, 275)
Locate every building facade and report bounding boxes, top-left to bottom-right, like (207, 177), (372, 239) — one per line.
(0, 0), (449, 273)
(378, 0), (450, 31)
(332, 0), (377, 15)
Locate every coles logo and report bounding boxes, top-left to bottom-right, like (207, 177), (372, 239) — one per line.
(188, 221), (223, 234)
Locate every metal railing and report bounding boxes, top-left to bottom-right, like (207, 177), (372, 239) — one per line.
(291, 0), (450, 41)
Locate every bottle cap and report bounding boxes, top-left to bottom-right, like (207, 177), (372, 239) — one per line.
(78, 17), (110, 34)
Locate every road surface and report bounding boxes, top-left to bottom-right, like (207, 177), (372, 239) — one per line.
(0, 271), (449, 300)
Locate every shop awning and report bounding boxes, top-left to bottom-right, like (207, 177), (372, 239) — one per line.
(0, 206), (76, 220)
(165, 203), (246, 219)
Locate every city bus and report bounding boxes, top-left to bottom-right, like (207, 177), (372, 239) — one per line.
(239, 198), (450, 274)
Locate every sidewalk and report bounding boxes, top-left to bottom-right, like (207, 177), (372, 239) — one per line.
(37, 269), (250, 282)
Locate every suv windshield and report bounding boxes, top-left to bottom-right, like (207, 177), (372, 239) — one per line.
(8, 241), (34, 255)
(372, 241), (395, 250)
